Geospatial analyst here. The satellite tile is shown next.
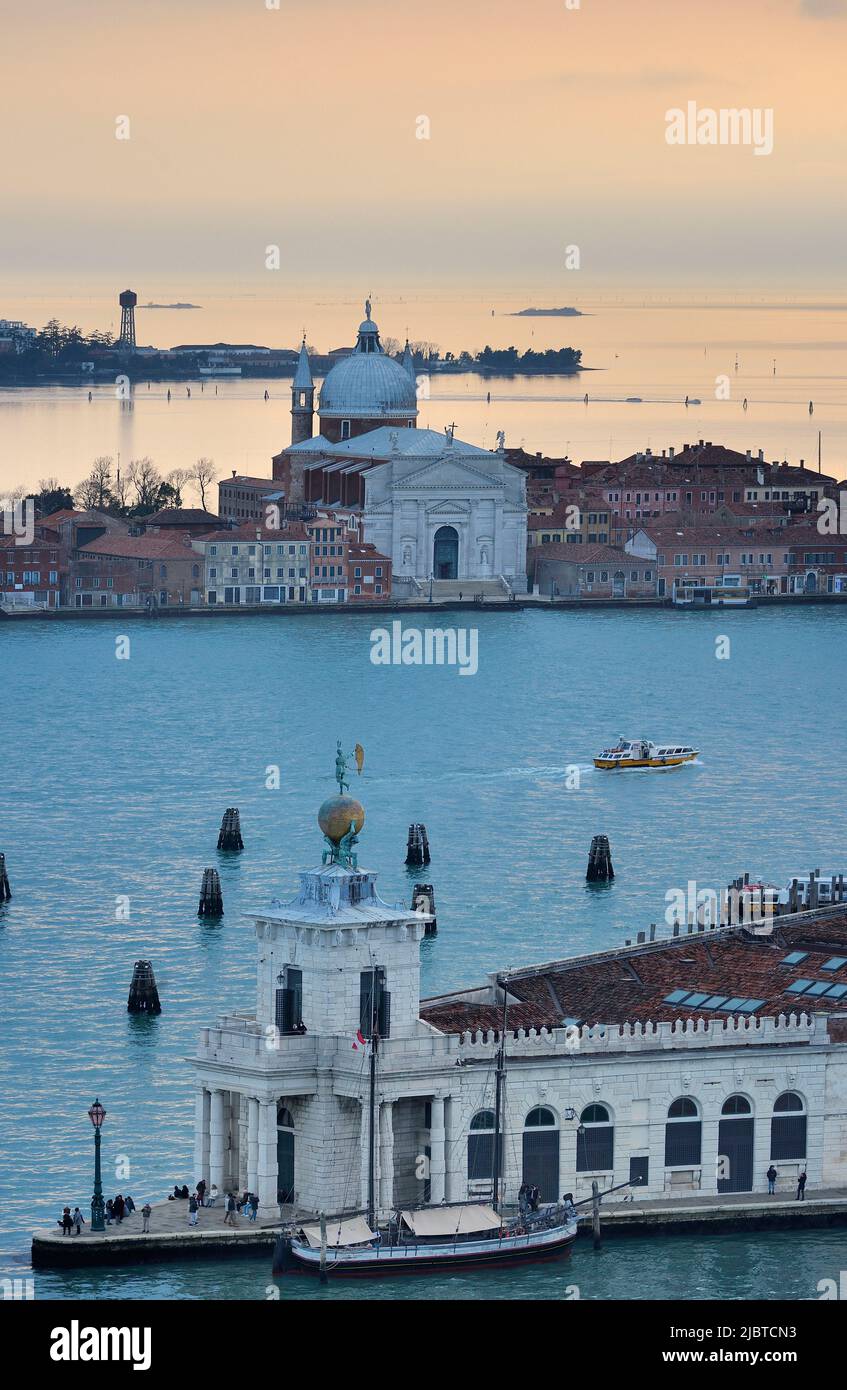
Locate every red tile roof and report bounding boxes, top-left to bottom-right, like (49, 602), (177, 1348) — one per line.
(78, 533), (198, 559)
(420, 912), (847, 1033)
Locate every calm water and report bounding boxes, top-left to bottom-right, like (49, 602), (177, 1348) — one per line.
(1, 288), (845, 493)
(2, 606), (846, 1298)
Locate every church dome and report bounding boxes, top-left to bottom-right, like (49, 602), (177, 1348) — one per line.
(319, 302), (418, 421)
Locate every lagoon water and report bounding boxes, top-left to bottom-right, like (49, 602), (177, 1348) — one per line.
(2, 605), (846, 1299)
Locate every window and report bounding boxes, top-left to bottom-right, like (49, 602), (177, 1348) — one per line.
(275, 967), (303, 1034)
(340, 420), (351, 440)
(577, 1103), (613, 1172)
(665, 1097), (702, 1166)
(770, 1092), (806, 1161)
(821, 957), (847, 971)
(467, 1110), (500, 1180)
(721, 1095), (752, 1116)
(360, 967), (390, 1038)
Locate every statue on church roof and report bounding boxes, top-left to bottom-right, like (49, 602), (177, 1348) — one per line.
(365, 297), (372, 321)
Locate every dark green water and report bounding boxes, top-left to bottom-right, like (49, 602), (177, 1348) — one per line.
(3, 607), (846, 1298)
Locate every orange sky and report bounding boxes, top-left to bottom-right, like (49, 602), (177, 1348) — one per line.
(1, 0), (846, 284)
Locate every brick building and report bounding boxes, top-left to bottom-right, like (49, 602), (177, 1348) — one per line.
(72, 532), (205, 608)
(0, 523), (66, 609)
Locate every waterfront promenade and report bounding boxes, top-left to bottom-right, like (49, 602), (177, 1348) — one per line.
(30, 1188), (847, 1268)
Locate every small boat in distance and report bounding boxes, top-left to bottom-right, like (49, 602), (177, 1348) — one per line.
(594, 738), (699, 770)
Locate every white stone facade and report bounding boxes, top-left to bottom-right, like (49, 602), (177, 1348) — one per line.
(191, 844), (847, 1218)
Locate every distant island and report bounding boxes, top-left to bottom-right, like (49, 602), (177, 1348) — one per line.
(143, 302), (202, 310)
(510, 306), (583, 317)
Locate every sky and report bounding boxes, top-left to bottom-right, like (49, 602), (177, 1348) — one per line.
(0, 0), (846, 287)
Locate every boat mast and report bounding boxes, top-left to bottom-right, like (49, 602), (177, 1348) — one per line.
(492, 975), (508, 1214)
(367, 988), (379, 1230)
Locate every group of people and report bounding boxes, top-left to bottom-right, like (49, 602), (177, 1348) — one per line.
(170, 1179), (260, 1226)
(517, 1183), (541, 1213)
(766, 1165), (808, 1200)
(58, 1194), (153, 1236)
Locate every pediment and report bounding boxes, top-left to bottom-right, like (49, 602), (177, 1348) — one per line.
(393, 456), (502, 490)
(426, 499), (472, 515)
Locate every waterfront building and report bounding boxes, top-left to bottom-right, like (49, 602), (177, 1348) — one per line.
(304, 513), (391, 603)
(0, 522), (66, 609)
(531, 543), (657, 599)
(626, 520), (847, 597)
(190, 795), (847, 1216)
(195, 522), (312, 606)
(0, 317), (38, 353)
(73, 532), (204, 608)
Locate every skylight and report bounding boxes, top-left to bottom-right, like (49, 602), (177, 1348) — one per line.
(821, 956), (847, 971)
(781, 952), (809, 966)
(662, 990), (764, 1014)
(786, 979), (812, 993)
(785, 978), (847, 999)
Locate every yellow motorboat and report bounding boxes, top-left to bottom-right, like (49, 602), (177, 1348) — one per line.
(594, 738), (699, 770)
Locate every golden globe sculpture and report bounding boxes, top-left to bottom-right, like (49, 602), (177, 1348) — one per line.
(318, 795), (365, 844)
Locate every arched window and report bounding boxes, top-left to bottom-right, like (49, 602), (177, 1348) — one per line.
(577, 1103), (614, 1172)
(159, 564), (167, 579)
(665, 1097), (702, 1166)
(771, 1092), (807, 1161)
(277, 1105), (294, 1129)
(522, 1107), (560, 1201)
(722, 1095), (752, 1115)
(192, 564), (200, 578)
(467, 1109), (500, 1181)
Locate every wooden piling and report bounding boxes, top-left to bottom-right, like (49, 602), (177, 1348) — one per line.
(319, 1211), (328, 1285)
(198, 868), (224, 918)
(0, 852), (11, 902)
(405, 824), (430, 866)
(217, 808), (243, 852)
(127, 960), (161, 1015)
(591, 1180), (602, 1250)
(411, 883), (437, 935)
(586, 835), (614, 882)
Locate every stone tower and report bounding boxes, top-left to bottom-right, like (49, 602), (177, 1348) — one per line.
(290, 337), (314, 446)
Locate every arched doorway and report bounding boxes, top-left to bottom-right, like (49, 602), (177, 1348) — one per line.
(718, 1095), (754, 1192)
(613, 571), (626, 598)
(522, 1106), (560, 1201)
(805, 571), (818, 594)
(433, 526), (459, 580)
(276, 1104), (295, 1204)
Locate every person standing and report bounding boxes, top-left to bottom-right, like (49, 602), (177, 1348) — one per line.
(124, 1194), (135, 1215)
(196, 1179), (206, 1208)
(59, 1207), (73, 1236)
(797, 1170), (807, 1201)
(104, 1198), (114, 1226)
(223, 1192), (237, 1226)
(188, 1194), (199, 1227)
(72, 1207), (85, 1235)
(208, 1184), (218, 1208)
(141, 1203), (151, 1234)
(247, 1194), (258, 1223)
(113, 1194), (125, 1224)
(766, 1165), (778, 1195)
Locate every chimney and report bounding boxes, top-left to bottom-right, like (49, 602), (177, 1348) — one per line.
(669, 447), (675, 459)
(232, 470), (236, 477)
(746, 449), (751, 460)
(758, 450), (764, 461)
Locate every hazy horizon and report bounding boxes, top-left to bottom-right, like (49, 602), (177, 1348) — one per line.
(1, 0), (846, 286)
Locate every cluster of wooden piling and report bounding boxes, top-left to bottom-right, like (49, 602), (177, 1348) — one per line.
(411, 883), (437, 936)
(198, 867), (224, 918)
(586, 835), (614, 882)
(127, 960), (161, 1014)
(405, 823), (430, 866)
(0, 853), (10, 902)
(217, 807), (243, 851)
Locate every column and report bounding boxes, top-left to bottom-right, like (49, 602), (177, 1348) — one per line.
(702, 1112), (720, 1195)
(429, 1095), (446, 1203)
(416, 502), (427, 579)
(209, 1089), (225, 1191)
(257, 1099), (278, 1212)
(444, 1097), (461, 1202)
(193, 1088), (210, 1188)
(379, 1101), (394, 1216)
(247, 1098), (260, 1193)
(359, 1101), (370, 1210)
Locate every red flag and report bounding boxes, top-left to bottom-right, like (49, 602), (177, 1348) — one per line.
(352, 1029), (366, 1050)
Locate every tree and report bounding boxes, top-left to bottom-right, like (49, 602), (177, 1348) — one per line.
(382, 336), (401, 359)
(127, 457), (164, 514)
(74, 456), (114, 511)
(166, 468), (193, 507)
(35, 478), (74, 516)
(191, 457), (217, 511)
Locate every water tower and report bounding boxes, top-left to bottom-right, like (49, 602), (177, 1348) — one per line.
(118, 289), (137, 350)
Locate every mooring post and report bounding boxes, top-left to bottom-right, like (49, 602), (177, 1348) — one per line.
(411, 883), (437, 935)
(127, 960), (161, 1015)
(198, 868), (224, 918)
(591, 1180), (602, 1250)
(319, 1211), (328, 1285)
(217, 808), (244, 852)
(0, 852), (11, 902)
(405, 824), (430, 866)
(586, 835), (614, 882)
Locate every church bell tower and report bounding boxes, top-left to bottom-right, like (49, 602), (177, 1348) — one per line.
(290, 337), (315, 446)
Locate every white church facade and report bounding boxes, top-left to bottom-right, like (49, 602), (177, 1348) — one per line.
(190, 788), (847, 1219)
(271, 306), (528, 594)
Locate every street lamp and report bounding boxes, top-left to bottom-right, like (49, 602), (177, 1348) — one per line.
(428, 572), (433, 603)
(88, 1098), (106, 1233)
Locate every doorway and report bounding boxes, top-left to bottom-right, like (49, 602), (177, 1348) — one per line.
(433, 526), (459, 580)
